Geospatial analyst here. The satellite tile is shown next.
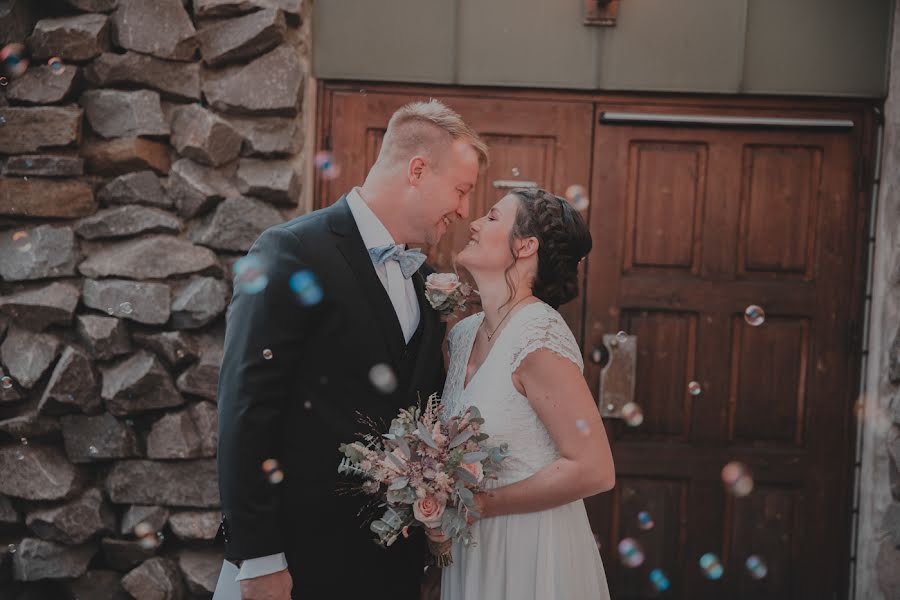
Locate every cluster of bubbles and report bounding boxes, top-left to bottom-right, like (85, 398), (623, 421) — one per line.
(694, 552), (767, 581)
(564, 184), (590, 212)
(232, 256), (325, 309)
(289, 270), (323, 306)
(368, 363), (397, 394)
(134, 521), (163, 550)
(233, 256), (269, 294)
(261, 458), (284, 484)
(721, 461), (754, 497)
(314, 151), (341, 180)
(106, 302), (133, 316)
(14, 437), (28, 461)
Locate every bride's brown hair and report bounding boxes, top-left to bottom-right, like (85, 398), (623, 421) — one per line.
(501, 188), (592, 310)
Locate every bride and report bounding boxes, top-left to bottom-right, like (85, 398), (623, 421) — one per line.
(427, 187), (615, 599)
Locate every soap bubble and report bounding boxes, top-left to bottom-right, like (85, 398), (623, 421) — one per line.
(289, 270), (324, 306)
(48, 57), (65, 75)
(565, 184), (590, 211)
(699, 552), (724, 580)
(233, 255), (268, 295)
(261, 458), (284, 484)
(721, 461), (754, 497)
(369, 363), (397, 394)
(744, 305), (765, 326)
(745, 555), (768, 579)
(637, 511), (654, 530)
(649, 568), (670, 592)
(617, 537), (644, 567)
(622, 402), (644, 427)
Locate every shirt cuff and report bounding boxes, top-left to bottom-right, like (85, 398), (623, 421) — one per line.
(235, 553), (289, 581)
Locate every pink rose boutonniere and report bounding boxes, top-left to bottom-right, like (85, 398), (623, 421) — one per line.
(425, 272), (474, 316)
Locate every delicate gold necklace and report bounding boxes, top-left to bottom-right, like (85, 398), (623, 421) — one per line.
(484, 296), (533, 341)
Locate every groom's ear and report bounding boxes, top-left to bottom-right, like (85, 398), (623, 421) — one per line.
(408, 156), (427, 184)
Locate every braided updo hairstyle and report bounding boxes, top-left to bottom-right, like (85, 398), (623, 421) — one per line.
(504, 188), (592, 309)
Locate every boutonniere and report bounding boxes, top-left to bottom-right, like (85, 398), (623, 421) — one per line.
(424, 272), (474, 316)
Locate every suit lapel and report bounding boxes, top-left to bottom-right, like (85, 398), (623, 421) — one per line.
(407, 270), (439, 398)
(328, 196), (406, 366)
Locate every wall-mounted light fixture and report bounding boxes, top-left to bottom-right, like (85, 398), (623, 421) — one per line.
(584, 0), (619, 26)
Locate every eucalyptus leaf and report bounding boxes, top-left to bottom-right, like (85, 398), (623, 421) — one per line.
(370, 519), (389, 534)
(396, 436), (411, 459)
(417, 421), (439, 449)
(388, 477), (409, 491)
(462, 451), (488, 462)
(457, 486), (474, 503)
(455, 467), (478, 485)
(387, 451), (406, 469)
(449, 428), (474, 448)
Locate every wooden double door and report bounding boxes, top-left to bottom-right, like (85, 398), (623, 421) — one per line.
(317, 84), (872, 599)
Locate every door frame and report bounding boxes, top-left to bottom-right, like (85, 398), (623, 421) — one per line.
(315, 81), (879, 596)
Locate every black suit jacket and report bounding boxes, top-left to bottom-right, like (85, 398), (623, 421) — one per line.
(216, 196), (446, 598)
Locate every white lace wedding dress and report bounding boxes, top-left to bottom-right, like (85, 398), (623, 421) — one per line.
(439, 301), (611, 600)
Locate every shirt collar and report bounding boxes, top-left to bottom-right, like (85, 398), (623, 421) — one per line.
(346, 187), (404, 251)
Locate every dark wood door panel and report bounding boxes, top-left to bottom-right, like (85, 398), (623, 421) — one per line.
(319, 88), (594, 341)
(586, 105), (865, 599)
(318, 85), (872, 600)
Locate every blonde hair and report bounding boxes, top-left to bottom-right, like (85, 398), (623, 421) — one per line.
(377, 99), (489, 170)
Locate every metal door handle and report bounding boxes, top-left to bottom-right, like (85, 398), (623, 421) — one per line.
(597, 333), (637, 418)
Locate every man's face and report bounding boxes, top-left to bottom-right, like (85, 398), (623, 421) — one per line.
(410, 139), (480, 246)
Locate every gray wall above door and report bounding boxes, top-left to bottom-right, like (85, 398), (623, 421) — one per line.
(313, 0), (893, 98)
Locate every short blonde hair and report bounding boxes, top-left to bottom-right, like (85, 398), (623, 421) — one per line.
(378, 99), (489, 169)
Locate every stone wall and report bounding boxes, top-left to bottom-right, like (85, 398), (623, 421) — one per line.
(0, 0), (311, 597)
(857, 1), (900, 598)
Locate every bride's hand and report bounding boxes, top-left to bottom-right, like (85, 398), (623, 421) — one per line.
(467, 491), (490, 525)
(424, 526), (448, 543)
(424, 527), (452, 556)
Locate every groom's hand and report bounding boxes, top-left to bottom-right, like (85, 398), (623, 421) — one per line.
(240, 568), (292, 600)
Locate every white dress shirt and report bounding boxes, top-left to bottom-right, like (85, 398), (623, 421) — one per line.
(232, 188), (421, 583)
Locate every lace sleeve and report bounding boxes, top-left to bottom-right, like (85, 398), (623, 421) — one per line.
(510, 309), (584, 374)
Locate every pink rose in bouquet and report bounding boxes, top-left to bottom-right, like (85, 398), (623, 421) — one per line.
(338, 394), (508, 565)
(413, 496), (446, 528)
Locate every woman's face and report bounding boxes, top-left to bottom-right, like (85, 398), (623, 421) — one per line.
(456, 193), (524, 272)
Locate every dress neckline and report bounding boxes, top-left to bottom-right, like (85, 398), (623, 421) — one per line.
(461, 301), (544, 393)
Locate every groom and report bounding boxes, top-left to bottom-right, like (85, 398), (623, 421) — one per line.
(215, 100), (488, 600)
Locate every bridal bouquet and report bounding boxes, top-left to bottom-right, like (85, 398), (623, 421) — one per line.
(338, 393), (508, 566)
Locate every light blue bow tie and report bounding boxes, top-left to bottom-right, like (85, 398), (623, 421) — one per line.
(368, 244), (426, 279)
